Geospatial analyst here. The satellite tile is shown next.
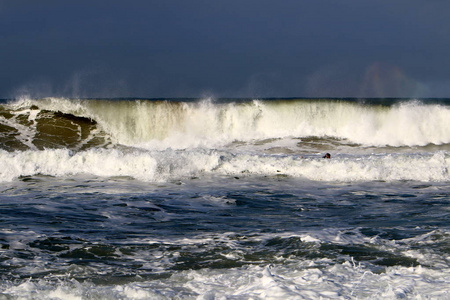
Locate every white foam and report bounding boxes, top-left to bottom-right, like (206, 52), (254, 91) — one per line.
(217, 151), (450, 182)
(1, 148), (450, 183)
(1, 228), (449, 299)
(0, 148), (215, 182)
(2, 260), (448, 299)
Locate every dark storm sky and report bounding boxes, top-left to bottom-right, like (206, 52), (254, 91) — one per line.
(1, 0), (450, 99)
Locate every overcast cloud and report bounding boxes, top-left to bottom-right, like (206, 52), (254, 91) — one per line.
(1, 0), (450, 99)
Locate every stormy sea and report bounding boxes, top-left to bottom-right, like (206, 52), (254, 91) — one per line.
(0, 97), (449, 299)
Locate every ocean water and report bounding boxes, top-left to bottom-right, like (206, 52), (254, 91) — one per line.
(0, 97), (449, 299)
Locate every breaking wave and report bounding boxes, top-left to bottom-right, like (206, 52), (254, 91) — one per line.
(2, 97), (450, 151)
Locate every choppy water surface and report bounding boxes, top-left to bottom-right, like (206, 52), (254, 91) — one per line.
(1, 175), (449, 299)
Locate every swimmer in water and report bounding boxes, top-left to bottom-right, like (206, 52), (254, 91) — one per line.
(323, 153), (331, 159)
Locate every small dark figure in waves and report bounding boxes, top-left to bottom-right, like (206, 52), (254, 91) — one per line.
(323, 153), (331, 159)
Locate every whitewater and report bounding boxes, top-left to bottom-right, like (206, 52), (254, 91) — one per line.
(0, 97), (449, 299)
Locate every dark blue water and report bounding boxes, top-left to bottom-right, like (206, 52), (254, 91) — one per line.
(1, 175), (449, 299)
